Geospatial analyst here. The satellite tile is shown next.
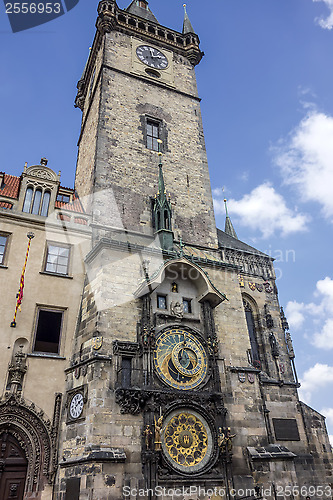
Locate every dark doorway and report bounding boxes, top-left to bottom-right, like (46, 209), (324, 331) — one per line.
(0, 433), (27, 500)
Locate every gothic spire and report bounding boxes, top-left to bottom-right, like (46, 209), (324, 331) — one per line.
(182, 4), (195, 34)
(224, 199), (238, 239)
(152, 141), (173, 250)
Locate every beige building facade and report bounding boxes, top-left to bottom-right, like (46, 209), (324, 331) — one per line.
(0, 1), (332, 499)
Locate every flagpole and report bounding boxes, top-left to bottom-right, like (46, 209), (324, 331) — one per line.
(10, 232), (35, 328)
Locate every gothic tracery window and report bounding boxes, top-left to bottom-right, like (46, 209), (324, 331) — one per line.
(243, 298), (261, 368)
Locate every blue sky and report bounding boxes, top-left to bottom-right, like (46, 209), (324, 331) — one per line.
(1, 0), (333, 441)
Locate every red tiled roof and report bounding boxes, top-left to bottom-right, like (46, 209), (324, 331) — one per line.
(0, 201), (13, 209)
(55, 192), (85, 214)
(0, 174), (20, 199)
(0, 171), (86, 214)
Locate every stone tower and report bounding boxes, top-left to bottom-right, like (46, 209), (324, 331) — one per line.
(74, 0), (218, 249)
(55, 2), (333, 499)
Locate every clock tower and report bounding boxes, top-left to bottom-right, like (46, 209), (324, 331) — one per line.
(74, 0), (218, 249)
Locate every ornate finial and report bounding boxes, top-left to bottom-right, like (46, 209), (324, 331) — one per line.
(40, 157), (48, 166)
(224, 198), (229, 217)
(27, 232), (35, 240)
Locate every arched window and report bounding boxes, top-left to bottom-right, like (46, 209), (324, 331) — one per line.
(31, 189), (42, 215)
(22, 188), (51, 217)
(40, 191), (51, 217)
(243, 298), (261, 368)
(22, 187), (33, 213)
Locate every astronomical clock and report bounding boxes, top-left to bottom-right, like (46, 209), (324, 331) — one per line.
(120, 265), (230, 490)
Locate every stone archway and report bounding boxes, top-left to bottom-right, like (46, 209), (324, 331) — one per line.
(0, 394), (61, 497)
(0, 432), (28, 500)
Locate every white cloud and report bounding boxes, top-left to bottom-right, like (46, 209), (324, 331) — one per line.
(213, 182), (309, 239)
(321, 408), (333, 425)
(313, 0), (333, 29)
(286, 301), (306, 330)
(286, 277), (333, 348)
(313, 318), (333, 348)
(274, 111), (333, 219)
(330, 435), (333, 446)
(212, 187), (225, 197)
(299, 363), (333, 403)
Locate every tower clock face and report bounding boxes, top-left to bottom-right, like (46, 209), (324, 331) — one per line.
(154, 329), (208, 390)
(136, 45), (168, 70)
(69, 392), (84, 420)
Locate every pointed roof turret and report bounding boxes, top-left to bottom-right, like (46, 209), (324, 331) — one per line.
(126, 0), (159, 24)
(152, 140), (173, 250)
(182, 3), (195, 34)
(224, 199), (238, 239)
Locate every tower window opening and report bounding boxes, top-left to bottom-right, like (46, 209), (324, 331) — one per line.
(146, 120), (160, 151)
(121, 357), (132, 387)
(157, 294), (167, 310)
(33, 309), (63, 354)
(183, 299), (192, 314)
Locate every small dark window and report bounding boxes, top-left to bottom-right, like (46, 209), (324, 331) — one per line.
(0, 234), (8, 265)
(121, 358), (132, 387)
(33, 309), (63, 354)
(157, 295), (167, 309)
(183, 299), (192, 314)
(45, 244), (70, 275)
(65, 477), (80, 500)
(57, 194), (70, 203)
(147, 120), (160, 151)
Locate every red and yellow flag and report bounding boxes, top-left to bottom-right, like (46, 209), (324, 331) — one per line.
(10, 232), (34, 327)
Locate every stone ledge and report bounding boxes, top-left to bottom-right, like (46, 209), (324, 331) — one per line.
(247, 445), (297, 460)
(60, 448), (126, 467)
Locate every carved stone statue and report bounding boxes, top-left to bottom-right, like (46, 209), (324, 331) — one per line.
(144, 425), (153, 450)
(285, 331), (295, 359)
(218, 427), (227, 453)
(225, 427), (236, 452)
(7, 346), (27, 394)
(154, 416), (163, 451)
(170, 302), (184, 319)
(269, 332), (279, 358)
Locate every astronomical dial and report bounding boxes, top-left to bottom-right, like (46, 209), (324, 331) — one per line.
(154, 329), (208, 390)
(136, 45), (168, 70)
(69, 392), (84, 420)
(162, 410), (213, 473)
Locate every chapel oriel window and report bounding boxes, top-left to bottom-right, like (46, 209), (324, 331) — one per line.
(23, 187), (51, 216)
